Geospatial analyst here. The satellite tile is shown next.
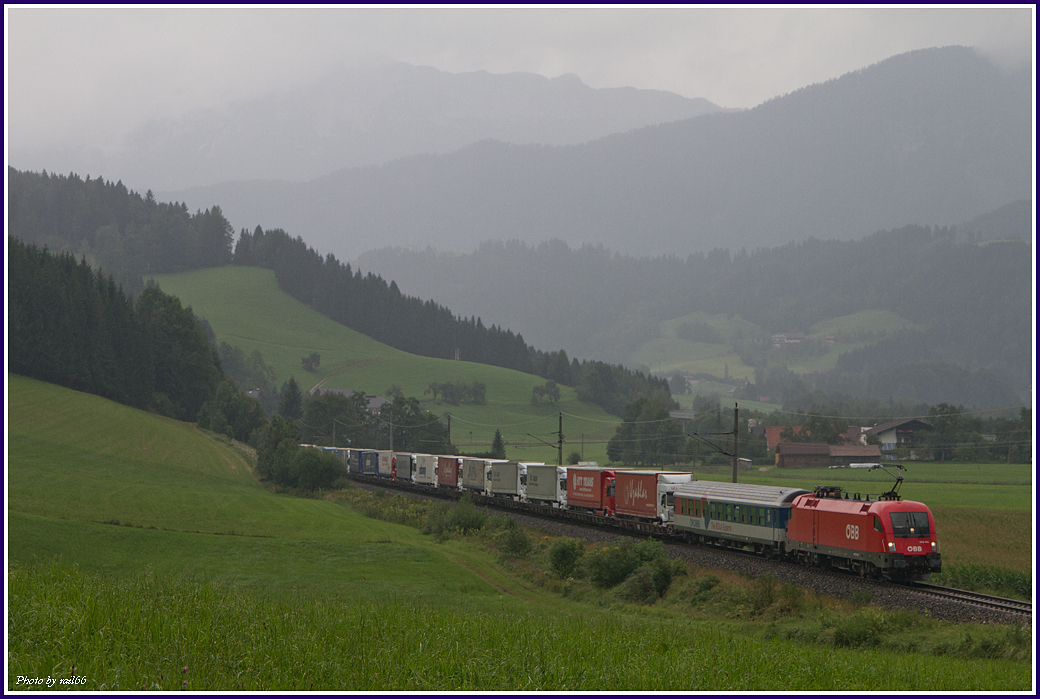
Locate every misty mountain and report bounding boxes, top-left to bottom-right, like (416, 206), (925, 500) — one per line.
(162, 46), (1031, 261)
(953, 199), (1032, 242)
(12, 60), (724, 193)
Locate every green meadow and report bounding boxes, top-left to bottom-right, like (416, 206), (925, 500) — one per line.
(7, 376), (508, 607)
(632, 308), (921, 381)
(152, 266), (617, 464)
(6, 375), (1032, 691)
(714, 462), (1033, 510)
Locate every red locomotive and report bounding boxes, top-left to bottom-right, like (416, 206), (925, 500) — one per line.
(786, 485), (941, 581)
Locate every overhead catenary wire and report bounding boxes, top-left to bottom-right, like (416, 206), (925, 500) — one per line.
(766, 403), (1029, 421)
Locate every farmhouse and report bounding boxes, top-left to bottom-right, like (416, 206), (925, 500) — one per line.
(776, 442), (830, 468)
(777, 442), (882, 468)
(771, 332), (806, 346)
(865, 418), (932, 455)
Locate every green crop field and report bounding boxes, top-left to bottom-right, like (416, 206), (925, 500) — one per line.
(715, 463), (1033, 510)
(6, 375), (1032, 691)
(152, 267), (618, 464)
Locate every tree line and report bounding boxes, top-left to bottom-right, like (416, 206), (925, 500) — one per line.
(7, 168), (234, 291)
(607, 393), (1032, 467)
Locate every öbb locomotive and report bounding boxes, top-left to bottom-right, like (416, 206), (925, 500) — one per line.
(309, 445), (941, 582)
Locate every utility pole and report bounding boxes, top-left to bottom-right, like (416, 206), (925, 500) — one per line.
(731, 403), (739, 483)
(389, 414), (393, 452)
(558, 412), (564, 466)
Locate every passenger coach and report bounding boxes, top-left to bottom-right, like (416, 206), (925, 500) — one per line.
(672, 481), (809, 557)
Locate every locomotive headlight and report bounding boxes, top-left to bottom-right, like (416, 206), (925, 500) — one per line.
(931, 541), (937, 552)
(887, 541), (896, 552)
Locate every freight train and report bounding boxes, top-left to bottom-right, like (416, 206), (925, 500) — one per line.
(305, 445), (941, 582)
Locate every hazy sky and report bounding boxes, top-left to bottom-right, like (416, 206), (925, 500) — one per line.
(5, 5), (1035, 152)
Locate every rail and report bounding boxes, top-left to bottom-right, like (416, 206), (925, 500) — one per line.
(906, 582), (1032, 616)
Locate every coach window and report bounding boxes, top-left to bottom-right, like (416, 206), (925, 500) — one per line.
(725, 504), (733, 521)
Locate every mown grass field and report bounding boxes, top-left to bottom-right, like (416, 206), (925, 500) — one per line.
(721, 462), (1033, 510)
(6, 375), (1033, 691)
(152, 267), (617, 464)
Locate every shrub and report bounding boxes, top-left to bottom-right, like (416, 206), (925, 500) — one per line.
(291, 448), (348, 491)
(584, 539), (680, 593)
(497, 526), (532, 558)
(548, 538), (585, 578)
(422, 495), (489, 539)
(778, 582), (805, 612)
(586, 544), (639, 589)
(833, 610), (887, 648)
(615, 566), (660, 604)
(749, 574), (777, 612)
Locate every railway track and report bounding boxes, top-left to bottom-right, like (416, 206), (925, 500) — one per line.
(906, 582), (1033, 617)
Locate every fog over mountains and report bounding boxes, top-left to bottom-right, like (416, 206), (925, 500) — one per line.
(161, 46), (1031, 261)
(14, 60), (725, 194)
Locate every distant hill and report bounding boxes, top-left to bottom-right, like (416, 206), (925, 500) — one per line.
(953, 199), (1032, 242)
(356, 221), (1032, 408)
(164, 46), (1031, 261)
(12, 60), (725, 193)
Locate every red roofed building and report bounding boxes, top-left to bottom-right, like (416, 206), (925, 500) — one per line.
(765, 425), (802, 452)
(777, 442), (882, 468)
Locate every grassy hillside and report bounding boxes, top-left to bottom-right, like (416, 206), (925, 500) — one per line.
(633, 309), (922, 383)
(152, 267), (618, 463)
(6, 375), (523, 607)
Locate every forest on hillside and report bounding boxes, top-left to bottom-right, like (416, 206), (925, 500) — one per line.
(7, 168), (668, 417)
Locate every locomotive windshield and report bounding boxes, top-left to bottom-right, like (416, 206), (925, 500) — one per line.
(889, 511), (930, 538)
